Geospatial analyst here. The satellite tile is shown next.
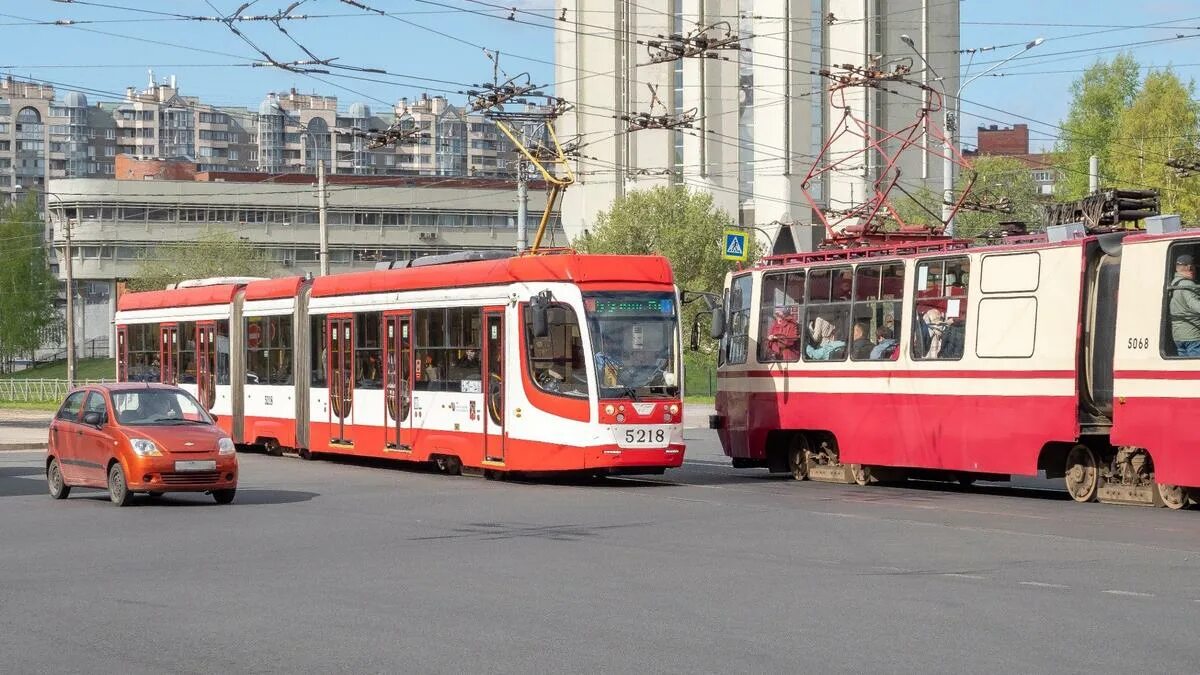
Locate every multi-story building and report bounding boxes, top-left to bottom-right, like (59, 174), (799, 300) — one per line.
(0, 76), (55, 202)
(48, 167), (557, 354)
(965, 123), (1058, 196)
(555, 0), (959, 251)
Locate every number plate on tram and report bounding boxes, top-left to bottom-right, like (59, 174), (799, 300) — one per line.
(174, 460), (216, 472)
(616, 426), (670, 448)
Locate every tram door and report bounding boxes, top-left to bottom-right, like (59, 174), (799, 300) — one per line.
(383, 312), (413, 451)
(483, 309), (505, 462)
(327, 317), (355, 446)
(197, 322), (218, 411)
(159, 324), (179, 384)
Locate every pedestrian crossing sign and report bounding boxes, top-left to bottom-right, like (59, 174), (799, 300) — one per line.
(723, 230), (748, 261)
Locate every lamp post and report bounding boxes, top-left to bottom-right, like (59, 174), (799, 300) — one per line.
(276, 103), (330, 276)
(900, 34), (1043, 236)
(46, 191), (75, 387)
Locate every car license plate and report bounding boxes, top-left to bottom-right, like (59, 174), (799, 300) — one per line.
(174, 460), (216, 472)
(616, 426), (670, 449)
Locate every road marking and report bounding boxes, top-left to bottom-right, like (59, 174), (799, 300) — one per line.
(1102, 589), (1154, 597)
(942, 573), (987, 580)
(1019, 581), (1070, 589)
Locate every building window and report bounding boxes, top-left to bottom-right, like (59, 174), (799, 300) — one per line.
(912, 258), (970, 360)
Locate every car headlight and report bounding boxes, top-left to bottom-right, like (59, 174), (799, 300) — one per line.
(130, 439), (162, 457)
(218, 438), (236, 455)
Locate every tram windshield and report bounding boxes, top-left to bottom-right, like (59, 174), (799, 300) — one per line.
(584, 292), (680, 399)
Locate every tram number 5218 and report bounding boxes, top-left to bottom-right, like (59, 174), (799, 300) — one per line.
(622, 428), (667, 446)
(1127, 337), (1151, 350)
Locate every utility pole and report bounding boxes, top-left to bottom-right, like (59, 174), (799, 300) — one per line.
(317, 159), (329, 276)
(516, 160), (528, 252)
(1089, 155), (1099, 195)
(64, 218), (75, 388)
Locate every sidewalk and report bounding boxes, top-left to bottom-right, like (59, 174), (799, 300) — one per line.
(683, 403), (715, 429)
(0, 409), (52, 451)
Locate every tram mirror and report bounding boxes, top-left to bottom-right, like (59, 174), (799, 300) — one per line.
(709, 308), (726, 339)
(530, 295), (550, 338)
(689, 321), (701, 351)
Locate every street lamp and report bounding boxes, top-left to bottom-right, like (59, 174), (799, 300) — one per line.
(900, 34), (1043, 236)
(274, 102), (330, 277)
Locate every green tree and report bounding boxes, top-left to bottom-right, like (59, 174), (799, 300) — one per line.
(0, 194), (60, 367)
(573, 185), (753, 395)
(890, 157), (1041, 238)
(1109, 69), (1200, 222)
(1056, 53), (1141, 199)
(129, 229), (275, 292)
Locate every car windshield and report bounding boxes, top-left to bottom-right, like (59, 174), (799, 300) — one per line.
(584, 292), (680, 399)
(111, 389), (213, 426)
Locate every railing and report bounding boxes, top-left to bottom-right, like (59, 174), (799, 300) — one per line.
(0, 378), (114, 402)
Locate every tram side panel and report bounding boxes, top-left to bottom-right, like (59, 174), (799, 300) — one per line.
(241, 296), (301, 449)
(1111, 234), (1200, 488)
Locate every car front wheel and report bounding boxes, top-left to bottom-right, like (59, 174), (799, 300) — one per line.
(47, 459), (70, 500)
(108, 462), (132, 507)
(212, 488), (236, 505)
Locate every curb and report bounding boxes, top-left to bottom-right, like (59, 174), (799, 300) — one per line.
(0, 443), (46, 452)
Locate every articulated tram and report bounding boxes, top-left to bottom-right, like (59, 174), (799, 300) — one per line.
(114, 251), (685, 476)
(711, 225), (1200, 509)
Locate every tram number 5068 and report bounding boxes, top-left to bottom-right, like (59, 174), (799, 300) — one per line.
(1127, 337), (1151, 350)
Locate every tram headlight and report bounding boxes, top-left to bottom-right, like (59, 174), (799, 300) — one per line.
(616, 413), (625, 423)
(668, 404), (679, 415)
(605, 404), (615, 415)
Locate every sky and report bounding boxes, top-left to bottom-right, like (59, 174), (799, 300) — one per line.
(1, 0), (1199, 153)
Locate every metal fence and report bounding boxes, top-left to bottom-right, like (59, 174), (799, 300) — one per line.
(0, 379), (114, 403)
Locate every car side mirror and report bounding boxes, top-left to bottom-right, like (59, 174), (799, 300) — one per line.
(709, 308), (726, 340)
(82, 411), (104, 427)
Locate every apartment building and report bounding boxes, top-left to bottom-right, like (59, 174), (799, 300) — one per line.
(964, 123), (1059, 196)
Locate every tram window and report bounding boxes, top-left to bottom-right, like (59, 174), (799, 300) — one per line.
(245, 316), (294, 385)
(413, 307), (483, 392)
(758, 271), (805, 363)
(803, 267), (852, 362)
(851, 263), (904, 361)
(725, 274), (753, 365)
(127, 323), (160, 382)
(1163, 241), (1200, 359)
(524, 304), (589, 398)
(215, 320), (231, 386)
(355, 313), (383, 389)
(912, 258), (970, 361)
(310, 316), (327, 386)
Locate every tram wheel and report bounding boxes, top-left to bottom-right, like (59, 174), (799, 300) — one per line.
(851, 464), (871, 486)
(264, 439), (283, 457)
(787, 435), (810, 481)
(298, 447), (316, 461)
(1156, 483), (1189, 510)
(1064, 444), (1099, 503)
(957, 474), (977, 487)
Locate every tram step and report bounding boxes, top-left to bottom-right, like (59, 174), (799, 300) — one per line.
(808, 463), (854, 484)
(1097, 483), (1156, 507)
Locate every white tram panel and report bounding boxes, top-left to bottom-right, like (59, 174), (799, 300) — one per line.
(1114, 234), (1200, 400)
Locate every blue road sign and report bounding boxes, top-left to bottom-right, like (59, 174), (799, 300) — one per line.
(723, 230), (748, 261)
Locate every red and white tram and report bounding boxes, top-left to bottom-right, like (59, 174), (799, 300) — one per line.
(710, 226), (1200, 508)
(114, 251), (686, 476)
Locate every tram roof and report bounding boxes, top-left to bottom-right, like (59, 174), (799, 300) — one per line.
(310, 253), (675, 298)
(244, 276), (306, 301)
(117, 283), (241, 311)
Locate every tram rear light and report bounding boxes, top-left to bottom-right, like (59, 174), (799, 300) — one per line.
(605, 404), (615, 415)
(618, 405), (626, 413)
(664, 413), (673, 423)
(616, 413), (625, 423)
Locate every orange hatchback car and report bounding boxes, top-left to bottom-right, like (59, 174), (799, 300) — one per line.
(47, 384), (238, 506)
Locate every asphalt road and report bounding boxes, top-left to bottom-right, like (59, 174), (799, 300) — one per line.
(3, 429), (1200, 674)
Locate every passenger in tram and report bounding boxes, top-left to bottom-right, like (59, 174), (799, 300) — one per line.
(1169, 253), (1200, 356)
(850, 321), (873, 360)
(358, 352), (381, 387)
(805, 316), (846, 360)
(423, 354), (440, 382)
(921, 309), (948, 359)
(765, 307), (801, 360)
(869, 315), (899, 360)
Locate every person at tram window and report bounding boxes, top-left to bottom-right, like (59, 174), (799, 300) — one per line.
(359, 352), (381, 386)
(1169, 253), (1200, 356)
(916, 274), (948, 316)
(765, 307), (801, 360)
(805, 316), (847, 361)
(922, 309), (949, 359)
(870, 315), (899, 360)
(423, 354), (440, 382)
(850, 320), (874, 360)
